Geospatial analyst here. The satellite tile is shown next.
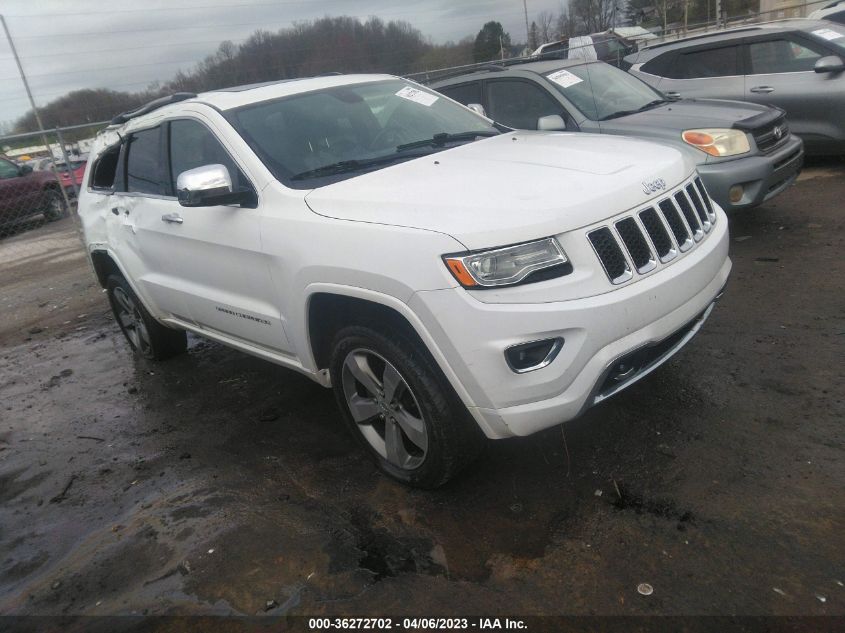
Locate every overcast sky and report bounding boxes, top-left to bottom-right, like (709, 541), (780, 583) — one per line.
(0, 0), (564, 129)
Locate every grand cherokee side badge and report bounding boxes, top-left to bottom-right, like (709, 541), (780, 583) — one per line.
(642, 178), (667, 195)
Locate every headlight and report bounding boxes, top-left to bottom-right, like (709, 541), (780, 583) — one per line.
(444, 238), (570, 288)
(682, 128), (750, 157)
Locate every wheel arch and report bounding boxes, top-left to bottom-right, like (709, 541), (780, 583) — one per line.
(89, 249), (124, 289)
(304, 286), (479, 415)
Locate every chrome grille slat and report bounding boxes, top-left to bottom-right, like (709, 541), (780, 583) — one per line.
(685, 183), (711, 232)
(638, 207), (677, 263)
(674, 191), (704, 242)
(659, 198), (693, 252)
(588, 227), (632, 284)
(694, 177), (716, 223)
(615, 217), (656, 274)
(589, 175), (717, 285)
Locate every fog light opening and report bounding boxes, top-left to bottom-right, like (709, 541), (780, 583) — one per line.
(729, 184), (744, 204)
(505, 337), (564, 373)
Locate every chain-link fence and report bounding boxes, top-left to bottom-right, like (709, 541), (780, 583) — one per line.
(0, 124), (111, 343)
(0, 125), (104, 254)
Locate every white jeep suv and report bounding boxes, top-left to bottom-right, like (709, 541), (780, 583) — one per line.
(78, 74), (731, 487)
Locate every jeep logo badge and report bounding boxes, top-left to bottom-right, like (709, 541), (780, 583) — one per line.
(642, 178), (667, 195)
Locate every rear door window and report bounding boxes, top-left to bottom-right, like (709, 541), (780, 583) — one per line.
(485, 80), (566, 130)
(89, 144), (121, 191)
(667, 45), (740, 78)
(126, 128), (165, 195)
(747, 38), (825, 74)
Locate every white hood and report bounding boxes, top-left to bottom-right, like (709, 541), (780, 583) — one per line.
(305, 131), (693, 250)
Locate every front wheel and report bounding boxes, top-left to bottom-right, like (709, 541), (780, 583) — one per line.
(42, 189), (67, 221)
(330, 325), (482, 488)
(106, 274), (187, 360)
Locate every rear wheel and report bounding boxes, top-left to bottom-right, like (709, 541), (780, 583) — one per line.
(42, 189), (67, 221)
(330, 325), (482, 488)
(106, 274), (186, 360)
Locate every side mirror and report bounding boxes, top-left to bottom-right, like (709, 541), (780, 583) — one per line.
(814, 55), (845, 74)
(467, 103), (486, 117)
(19, 164), (33, 175)
(176, 164), (255, 208)
(537, 115), (567, 131)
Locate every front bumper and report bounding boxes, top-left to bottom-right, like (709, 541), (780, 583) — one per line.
(410, 208), (731, 439)
(696, 134), (803, 211)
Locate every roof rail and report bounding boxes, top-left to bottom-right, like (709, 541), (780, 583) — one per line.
(110, 92), (197, 125)
(644, 25), (762, 50)
(409, 59), (533, 85)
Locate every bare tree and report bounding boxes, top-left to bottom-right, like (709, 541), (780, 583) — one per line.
(570, 0), (615, 33)
(536, 10), (556, 43)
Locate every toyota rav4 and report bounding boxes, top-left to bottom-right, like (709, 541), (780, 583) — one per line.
(78, 75), (731, 487)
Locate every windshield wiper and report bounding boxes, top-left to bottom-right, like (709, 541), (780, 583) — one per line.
(396, 130), (500, 152)
(600, 99), (667, 121)
(290, 153), (417, 181)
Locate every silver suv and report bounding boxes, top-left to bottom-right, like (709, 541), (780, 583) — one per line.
(625, 20), (845, 155)
(432, 59), (803, 212)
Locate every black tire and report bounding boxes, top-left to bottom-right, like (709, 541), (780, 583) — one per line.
(42, 188), (67, 221)
(329, 324), (483, 488)
(106, 274), (187, 361)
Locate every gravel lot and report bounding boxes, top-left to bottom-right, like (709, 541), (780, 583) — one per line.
(0, 161), (843, 622)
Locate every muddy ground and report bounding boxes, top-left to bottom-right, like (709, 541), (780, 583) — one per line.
(0, 162), (843, 623)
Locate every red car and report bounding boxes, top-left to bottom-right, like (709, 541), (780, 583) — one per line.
(0, 156), (66, 229)
(55, 158), (87, 197)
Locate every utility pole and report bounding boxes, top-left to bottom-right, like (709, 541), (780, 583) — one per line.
(523, 0), (530, 50)
(1, 15), (71, 210)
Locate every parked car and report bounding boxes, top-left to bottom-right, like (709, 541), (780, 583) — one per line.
(533, 32), (636, 67)
(54, 157), (88, 197)
(432, 59), (803, 211)
(808, 0), (845, 24)
(0, 155), (66, 229)
(624, 19), (845, 154)
(78, 76), (730, 487)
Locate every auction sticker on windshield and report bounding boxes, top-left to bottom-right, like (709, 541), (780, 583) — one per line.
(547, 69), (584, 89)
(396, 86), (439, 106)
(812, 28), (843, 41)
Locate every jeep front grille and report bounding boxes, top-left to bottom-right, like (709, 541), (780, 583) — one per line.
(588, 176), (716, 285)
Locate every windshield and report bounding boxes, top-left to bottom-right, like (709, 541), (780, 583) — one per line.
(227, 79), (498, 187)
(544, 62), (665, 121)
(808, 24), (845, 53)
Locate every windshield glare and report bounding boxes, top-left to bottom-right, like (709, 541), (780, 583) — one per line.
(545, 63), (664, 121)
(228, 80), (497, 186)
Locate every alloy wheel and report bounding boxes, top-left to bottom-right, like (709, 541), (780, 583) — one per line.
(341, 348), (428, 470)
(112, 287), (152, 357)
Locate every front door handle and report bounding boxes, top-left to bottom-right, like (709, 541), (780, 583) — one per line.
(750, 86), (774, 94)
(161, 213), (183, 224)
(664, 91), (681, 100)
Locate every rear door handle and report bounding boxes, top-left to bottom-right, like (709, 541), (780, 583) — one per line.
(664, 91), (681, 100)
(750, 86), (774, 94)
(161, 213), (183, 224)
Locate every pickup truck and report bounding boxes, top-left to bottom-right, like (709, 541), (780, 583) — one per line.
(77, 75), (731, 487)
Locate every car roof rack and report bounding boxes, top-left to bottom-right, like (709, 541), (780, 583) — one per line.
(643, 25), (763, 50)
(409, 60), (534, 85)
(110, 92), (197, 125)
